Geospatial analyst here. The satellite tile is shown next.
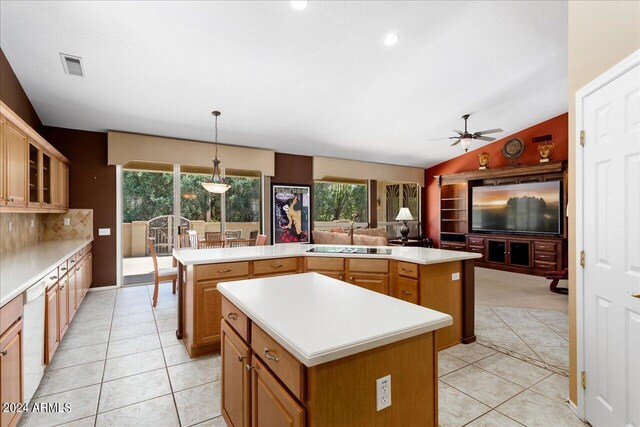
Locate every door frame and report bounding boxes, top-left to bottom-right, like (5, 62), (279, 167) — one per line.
(574, 48), (640, 420)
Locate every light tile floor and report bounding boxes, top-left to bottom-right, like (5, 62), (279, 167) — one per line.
(20, 284), (583, 427)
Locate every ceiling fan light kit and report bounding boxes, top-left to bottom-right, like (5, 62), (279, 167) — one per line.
(431, 113), (504, 153)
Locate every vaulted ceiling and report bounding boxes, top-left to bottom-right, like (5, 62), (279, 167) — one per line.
(0, 1), (567, 168)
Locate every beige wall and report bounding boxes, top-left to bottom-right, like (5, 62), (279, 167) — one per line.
(314, 156), (425, 186)
(567, 0), (640, 405)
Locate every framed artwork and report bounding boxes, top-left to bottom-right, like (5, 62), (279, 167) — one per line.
(272, 184), (310, 244)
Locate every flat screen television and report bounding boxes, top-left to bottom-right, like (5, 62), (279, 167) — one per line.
(471, 181), (562, 235)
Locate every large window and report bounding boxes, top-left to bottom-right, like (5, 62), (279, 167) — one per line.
(313, 181), (368, 227)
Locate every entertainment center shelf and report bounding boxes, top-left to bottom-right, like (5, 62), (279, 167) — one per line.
(436, 161), (568, 276)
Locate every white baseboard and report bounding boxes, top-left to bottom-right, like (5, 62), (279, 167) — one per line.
(88, 285), (118, 292)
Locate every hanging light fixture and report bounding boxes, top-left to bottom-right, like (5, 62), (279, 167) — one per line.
(202, 111), (231, 194)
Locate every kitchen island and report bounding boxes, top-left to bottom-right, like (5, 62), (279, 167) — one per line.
(172, 244), (480, 358)
(218, 272), (452, 426)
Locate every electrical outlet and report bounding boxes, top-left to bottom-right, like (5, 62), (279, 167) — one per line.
(30, 218), (35, 228)
(452, 272), (460, 281)
(376, 375), (391, 411)
(64, 218), (71, 226)
(8, 221), (12, 232)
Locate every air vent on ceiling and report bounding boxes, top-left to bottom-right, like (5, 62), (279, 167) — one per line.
(60, 53), (84, 77)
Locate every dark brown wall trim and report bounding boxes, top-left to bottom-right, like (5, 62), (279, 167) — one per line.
(0, 48), (42, 130)
(43, 126), (117, 287)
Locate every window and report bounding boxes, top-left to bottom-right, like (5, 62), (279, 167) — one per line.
(224, 172), (261, 240)
(313, 181), (368, 227)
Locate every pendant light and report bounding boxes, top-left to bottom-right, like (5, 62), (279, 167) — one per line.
(202, 111), (231, 193)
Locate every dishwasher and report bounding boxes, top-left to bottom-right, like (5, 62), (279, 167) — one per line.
(22, 278), (47, 405)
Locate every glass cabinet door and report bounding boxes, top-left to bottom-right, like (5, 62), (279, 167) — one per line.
(42, 153), (51, 206)
(28, 142), (40, 206)
(487, 239), (507, 264)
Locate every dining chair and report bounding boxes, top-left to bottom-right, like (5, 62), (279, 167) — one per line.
(255, 234), (267, 246)
(147, 238), (178, 308)
(225, 230), (242, 240)
(227, 239), (254, 248)
(198, 239), (225, 249)
(204, 232), (225, 241)
(176, 234), (192, 249)
(249, 230), (259, 240)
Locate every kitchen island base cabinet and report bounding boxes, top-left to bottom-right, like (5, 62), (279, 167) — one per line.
(0, 295), (24, 427)
(252, 359), (305, 427)
(221, 321), (251, 427)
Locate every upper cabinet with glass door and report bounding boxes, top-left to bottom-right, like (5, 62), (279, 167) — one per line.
(0, 101), (69, 213)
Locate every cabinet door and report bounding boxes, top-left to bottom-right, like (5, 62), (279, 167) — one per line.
(0, 114), (6, 205)
(396, 276), (418, 304)
(27, 141), (40, 207)
(45, 285), (59, 363)
(58, 276), (69, 339)
(486, 239), (507, 264)
(49, 156), (61, 208)
(222, 320), (251, 427)
(195, 282), (222, 346)
(67, 269), (77, 321)
(4, 121), (28, 207)
(251, 359), (304, 427)
(41, 153), (51, 207)
(348, 273), (389, 295)
(74, 260), (83, 309)
(0, 320), (23, 427)
(62, 163), (69, 208)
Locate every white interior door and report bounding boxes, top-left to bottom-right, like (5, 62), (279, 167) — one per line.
(582, 61), (640, 427)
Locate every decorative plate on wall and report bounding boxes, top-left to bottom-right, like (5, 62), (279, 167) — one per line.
(501, 138), (525, 161)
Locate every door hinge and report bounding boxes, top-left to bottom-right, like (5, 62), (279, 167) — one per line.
(581, 371), (586, 389)
(580, 250), (585, 267)
(580, 130), (585, 146)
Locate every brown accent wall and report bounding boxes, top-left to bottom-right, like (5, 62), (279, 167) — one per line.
(0, 48), (42, 130)
(43, 127), (116, 287)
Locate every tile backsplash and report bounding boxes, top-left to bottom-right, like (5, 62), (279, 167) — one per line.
(0, 209), (93, 255)
(44, 209), (93, 241)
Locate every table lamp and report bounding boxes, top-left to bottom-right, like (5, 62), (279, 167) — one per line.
(395, 207), (414, 241)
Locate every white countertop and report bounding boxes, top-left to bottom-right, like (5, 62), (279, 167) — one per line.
(173, 243), (481, 266)
(1, 239), (92, 307)
(218, 272), (453, 367)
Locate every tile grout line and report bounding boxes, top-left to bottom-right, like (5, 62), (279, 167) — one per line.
(92, 289), (119, 427)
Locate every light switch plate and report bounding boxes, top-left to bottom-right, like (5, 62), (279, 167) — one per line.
(63, 218), (71, 226)
(98, 228), (111, 236)
(452, 272), (460, 281)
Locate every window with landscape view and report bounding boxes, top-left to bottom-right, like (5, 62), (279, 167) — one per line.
(313, 181), (368, 226)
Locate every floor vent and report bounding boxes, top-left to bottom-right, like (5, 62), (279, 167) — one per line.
(60, 53), (84, 77)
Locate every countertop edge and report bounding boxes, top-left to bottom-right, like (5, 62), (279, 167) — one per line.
(1, 239), (93, 308)
(219, 285), (453, 368)
(174, 245), (481, 266)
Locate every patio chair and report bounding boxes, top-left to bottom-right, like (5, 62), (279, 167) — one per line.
(227, 239), (254, 248)
(147, 238), (178, 308)
(205, 232), (225, 241)
(199, 239), (225, 249)
(255, 234), (267, 246)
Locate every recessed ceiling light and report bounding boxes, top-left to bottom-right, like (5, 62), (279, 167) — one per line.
(291, 1), (308, 10)
(384, 33), (399, 46)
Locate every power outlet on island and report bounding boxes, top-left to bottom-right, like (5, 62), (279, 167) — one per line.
(376, 375), (391, 411)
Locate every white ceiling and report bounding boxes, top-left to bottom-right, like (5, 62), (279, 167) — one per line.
(0, 1), (567, 168)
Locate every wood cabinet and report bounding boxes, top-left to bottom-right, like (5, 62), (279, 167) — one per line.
(346, 258), (389, 295)
(251, 358), (305, 427)
(347, 273), (389, 294)
(45, 283), (59, 362)
(221, 320), (251, 427)
(304, 257), (344, 280)
(58, 275), (69, 339)
(0, 102), (69, 213)
(0, 295), (23, 427)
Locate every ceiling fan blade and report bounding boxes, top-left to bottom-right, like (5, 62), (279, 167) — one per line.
(450, 139), (461, 146)
(474, 128), (503, 135)
(453, 130), (464, 135)
(429, 137), (453, 141)
(474, 136), (496, 142)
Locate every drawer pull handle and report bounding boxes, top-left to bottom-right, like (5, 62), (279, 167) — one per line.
(349, 276), (354, 280)
(61, 267), (67, 271)
(271, 264), (283, 268)
(217, 269), (232, 273)
(50, 275), (58, 280)
(238, 355), (246, 362)
(401, 267), (412, 272)
(339, 275), (344, 280)
(245, 364), (256, 371)
(227, 312), (238, 320)
(401, 290), (413, 295)
(263, 348), (279, 362)
(59, 285), (65, 290)
(0, 350), (7, 356)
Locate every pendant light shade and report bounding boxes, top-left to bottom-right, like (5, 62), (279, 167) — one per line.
(202, 111), (231, 193)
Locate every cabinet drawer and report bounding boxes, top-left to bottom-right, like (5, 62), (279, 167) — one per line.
(196, 262), (250, 281)
(534, 241), (557, 253)
(397, 276), (418, 304)
(253, 258), (299, 276)
(251, 324), (304, 400)
(534, 251), (557, 262)
(58, 260), (69, 277)
(44, 268), (60, 289)
(0, 294), (23, 336)
(441, 242), (466, 251)
(467, 236), (485, 246)
(306, 257), (344, 271)
(397, 261), (418, 279)
(534, 260), (558, 271)
(222, 297), (249, 342)
(348, 258), (389, 273)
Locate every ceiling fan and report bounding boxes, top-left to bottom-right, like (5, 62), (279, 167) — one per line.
(431, 114), (503, 152)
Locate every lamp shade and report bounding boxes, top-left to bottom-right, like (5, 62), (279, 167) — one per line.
(395, 207), (414, 221)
